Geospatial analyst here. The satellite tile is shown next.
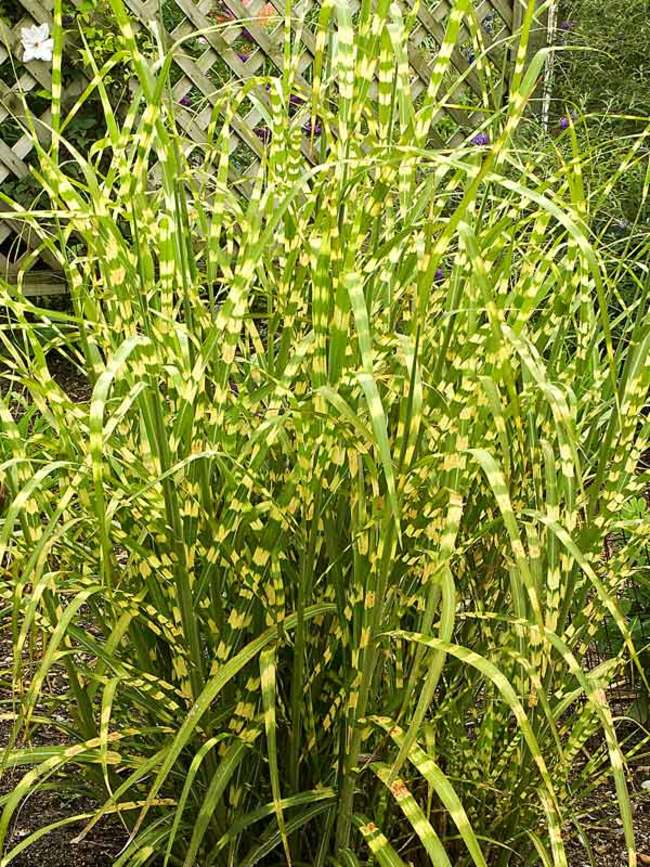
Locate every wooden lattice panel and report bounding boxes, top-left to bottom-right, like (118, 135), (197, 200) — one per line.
(128, 0), (517, 176)
(1, 0), (525, 294)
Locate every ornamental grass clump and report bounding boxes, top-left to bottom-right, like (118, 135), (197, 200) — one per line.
(1, 0), (649, 864)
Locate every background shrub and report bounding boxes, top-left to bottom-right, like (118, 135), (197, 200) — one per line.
(557, 0), (650, 116)
(552, 0), (650, 225)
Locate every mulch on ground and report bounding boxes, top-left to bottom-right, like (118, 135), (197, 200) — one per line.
(0, 631), (128, 866)
(566, 766), (650, 866)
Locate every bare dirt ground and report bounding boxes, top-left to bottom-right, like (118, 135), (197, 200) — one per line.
(0, 634), (128, 866)
(565, 768), (650, 866)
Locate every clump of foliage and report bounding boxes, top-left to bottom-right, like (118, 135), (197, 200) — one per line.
(554, 0), (650, 681)
(0, 0), (649, 864)
(557, 0), (650, 116)
(552, 0), (650, 225)
(66, 0), (131, 71)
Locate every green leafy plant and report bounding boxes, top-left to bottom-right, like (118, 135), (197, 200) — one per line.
(557, 0), (650, 116)
(553, 0), (650, 707)
(1, 0), (649, 864)
(552, 0), (650, 226)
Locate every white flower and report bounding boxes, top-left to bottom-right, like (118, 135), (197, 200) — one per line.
(21, 23), (54, 64)
(642, 780), (650, 790)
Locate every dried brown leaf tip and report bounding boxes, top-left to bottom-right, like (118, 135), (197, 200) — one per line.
(390, 779), (408, 798)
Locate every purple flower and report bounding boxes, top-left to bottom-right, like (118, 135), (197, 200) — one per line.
(471, 131), (490, 146)
(434, 267), (445, 285)
(303, 120), (322, 137)
(179, 94), (192, 107)
(241, 27), (254, 41)
(237, 51), (249, 62)
(559, 20), (574, 31)
(289, 93), (305, 115)
(254, 126), (271, 143)
(559, 116), (570, 130)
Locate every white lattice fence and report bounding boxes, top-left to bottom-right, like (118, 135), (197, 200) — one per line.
(0, 0), (533, 294)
